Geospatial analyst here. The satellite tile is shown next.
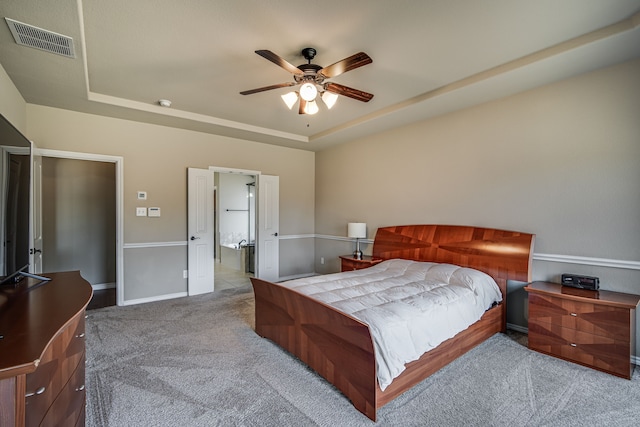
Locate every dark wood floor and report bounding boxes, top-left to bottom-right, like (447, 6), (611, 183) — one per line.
(87, 288), (116, 310)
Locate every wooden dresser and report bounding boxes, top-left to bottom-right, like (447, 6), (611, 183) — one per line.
(0, 271), (93, 427)
(525, 281), (640, 379)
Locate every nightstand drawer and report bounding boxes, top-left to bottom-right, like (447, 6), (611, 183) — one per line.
(528, 293), (630, 341)
(528, 319), (631, 378)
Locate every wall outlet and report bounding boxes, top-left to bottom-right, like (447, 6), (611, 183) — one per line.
(183, 270), (188, 279)
(136, 207), (147, 217)
(320, 257), (325, 265)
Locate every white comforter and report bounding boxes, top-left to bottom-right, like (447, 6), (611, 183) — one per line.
(281, 259), (502, 390)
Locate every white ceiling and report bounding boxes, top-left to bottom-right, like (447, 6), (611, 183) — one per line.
(1, 0), (639, 151)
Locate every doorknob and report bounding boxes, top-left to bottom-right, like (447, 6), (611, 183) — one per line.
(190, 236), (200, 240)
(272, 232), (278, 236)
(30, 248), (42, 255)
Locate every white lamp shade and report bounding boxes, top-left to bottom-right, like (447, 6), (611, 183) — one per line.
(347, 222), (367, 238)
(299, 82), (318, 101)
(303, 100), (319, 115)
(281, 91), (298, 109)
(321, 91), (338, 109)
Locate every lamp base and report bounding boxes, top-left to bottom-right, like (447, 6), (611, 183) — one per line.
(353, 238), (363, 260)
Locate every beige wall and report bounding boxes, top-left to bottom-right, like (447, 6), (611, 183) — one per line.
(25, 105), (315, 301)
(316, 58), (640, 264)
(0, 62), (26, 132)
(315, 59), (640, 352)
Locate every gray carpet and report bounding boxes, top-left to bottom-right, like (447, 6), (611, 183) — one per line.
(85, 285), (640, 426)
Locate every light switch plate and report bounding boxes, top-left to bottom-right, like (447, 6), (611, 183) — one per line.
(148, 207), (161, 217)
(137, 191), (147, 200)
(136, 207), (147, 216)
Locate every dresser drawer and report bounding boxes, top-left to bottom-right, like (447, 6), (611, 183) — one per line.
(528, 293), (630, 341)
(25, 313), (86, 427)
(41, 354), (86, 427)
(528, 319), (632, 378)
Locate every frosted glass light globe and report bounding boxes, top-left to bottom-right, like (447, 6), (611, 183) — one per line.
(299, 82), (318, 101)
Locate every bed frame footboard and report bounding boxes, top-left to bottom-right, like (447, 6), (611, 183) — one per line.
(251, 277), (378, 420)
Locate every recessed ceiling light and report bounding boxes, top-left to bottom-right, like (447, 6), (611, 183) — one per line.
(158, 99), (172, 107)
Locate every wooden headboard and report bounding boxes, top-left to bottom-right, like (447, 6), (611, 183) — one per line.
(372, 225), (535, 292)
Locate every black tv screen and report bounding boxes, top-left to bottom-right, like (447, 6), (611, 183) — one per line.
(0, 114), (31, 285)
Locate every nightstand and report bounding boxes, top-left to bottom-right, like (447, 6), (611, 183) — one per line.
(525, 281), (640, 379)
(339, 255), (383, 272)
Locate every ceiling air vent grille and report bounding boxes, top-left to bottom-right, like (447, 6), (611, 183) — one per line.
(5, 18), (75, 58)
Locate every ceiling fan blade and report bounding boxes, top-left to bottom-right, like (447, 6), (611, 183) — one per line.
(325, 83), (374, 102)
(255, 50), (303, 75)
(240, 82), (296, 95)
(299, 99), (307, 114)
(319, 52), (372, 79)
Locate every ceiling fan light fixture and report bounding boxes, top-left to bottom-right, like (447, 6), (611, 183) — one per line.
(240, 48), (373, 115)
(299, 82), (317, 102)
(321, 91), (338, 109)
(281, 91), (298, 109)
(303, 100), (319, 115)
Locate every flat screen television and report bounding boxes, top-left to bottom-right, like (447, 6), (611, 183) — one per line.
(0, 113), (35, 287)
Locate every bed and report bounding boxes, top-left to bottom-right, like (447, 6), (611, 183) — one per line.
(250, 224), (535, 421)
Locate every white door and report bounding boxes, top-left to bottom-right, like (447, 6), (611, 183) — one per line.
(188, 168), (214, 295)
(257, 174), (279, 281)
(29, 143), (43, 273)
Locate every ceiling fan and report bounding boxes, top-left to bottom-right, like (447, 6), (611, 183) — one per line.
(240, 47), (373, 115)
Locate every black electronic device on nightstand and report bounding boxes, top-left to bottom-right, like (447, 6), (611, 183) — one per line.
(561, 273), (599, 290)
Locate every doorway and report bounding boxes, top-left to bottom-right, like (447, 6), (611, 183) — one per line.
(187, 167), (279, 294)
(39, 149), (123, 307)
(214, 171), (256, 290)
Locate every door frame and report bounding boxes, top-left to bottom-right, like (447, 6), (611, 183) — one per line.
(38, 149), (124, 305)
(208, 166), (262, 278)
(188, 166), (280, 287)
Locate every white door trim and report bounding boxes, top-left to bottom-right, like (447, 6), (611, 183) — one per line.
(208, 166), (261, 175)
(37, 148), (124, 306)
(208, 166), (261, 280)
(29, 142), (43, 273)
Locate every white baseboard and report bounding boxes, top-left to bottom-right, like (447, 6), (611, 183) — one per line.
(92, 282), (116, 291)
(121, 291), (188, 306)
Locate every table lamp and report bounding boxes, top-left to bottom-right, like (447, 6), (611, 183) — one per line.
(347, 222), (367, 260)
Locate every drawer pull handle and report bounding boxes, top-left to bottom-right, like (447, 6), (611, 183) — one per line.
(76, 384), (85, 392)
(570, 313), (577, 317)
(570, 343), (577, 347)
(25, 386), (46, 397)
(76, 332), (85, 338)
